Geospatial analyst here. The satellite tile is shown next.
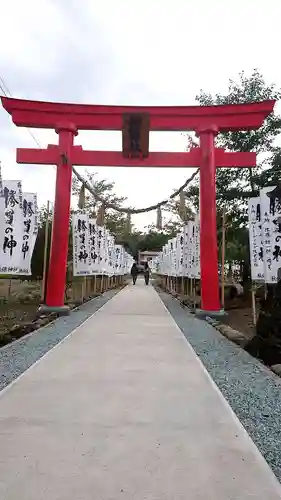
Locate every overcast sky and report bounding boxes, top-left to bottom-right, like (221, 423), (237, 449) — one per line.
(0, 0), (280, 229)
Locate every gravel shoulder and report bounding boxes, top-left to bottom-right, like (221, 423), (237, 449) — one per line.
(157, 289), (281, 482)
(0, 288), (120, 391)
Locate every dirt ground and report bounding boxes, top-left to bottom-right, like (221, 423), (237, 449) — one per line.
(0, 279), (78, 337)
(0, 279), (42, 335)
(221, 306), (256, 341)
(0, 277), (120, 345)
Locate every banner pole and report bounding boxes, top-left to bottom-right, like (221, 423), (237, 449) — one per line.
(221, 209), (226, 308)
(41, 200), (50, 303)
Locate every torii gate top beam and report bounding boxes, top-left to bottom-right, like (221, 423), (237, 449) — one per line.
(16, 145), (256, 169)
(1, 97), (275, 132)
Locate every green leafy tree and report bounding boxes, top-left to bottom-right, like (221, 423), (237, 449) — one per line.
(72, 173), (126, 212)
(195, 69), (281, 200)
(184, 70), (281, 279)
(72, 172), (136, 238)
(138, 230), (171, 252)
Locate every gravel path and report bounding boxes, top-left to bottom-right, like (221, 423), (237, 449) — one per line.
(157, 289), (281, 482)
(0, 288), (120, 392)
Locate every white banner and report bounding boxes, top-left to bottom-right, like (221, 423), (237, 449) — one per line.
(114, 245), (123, 275)
(248, 197), (264, 281)
(260, 186), (281, 284)
(18, 192), (39, 275)
(186, 221), (194, 278)
(97, 226), (106, 274)
(176, 233), (184, 276)
(88, 218), (100, 275)
(192, 215), (200, 279)
(107, 233), (115, 276)
(169, 238), (176, 276)
(0, 180), (24, 275)
(72, 213), (91, 276)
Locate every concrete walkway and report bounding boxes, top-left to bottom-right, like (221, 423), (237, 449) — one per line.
(0, 282), (280, 500)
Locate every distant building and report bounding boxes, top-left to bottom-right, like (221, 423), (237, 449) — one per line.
(138, 250), (160, 264)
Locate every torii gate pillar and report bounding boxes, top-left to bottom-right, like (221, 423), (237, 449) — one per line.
(197, 125), (221, 314)
(46, 122), (77, 311)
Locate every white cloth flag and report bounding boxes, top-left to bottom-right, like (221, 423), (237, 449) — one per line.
(248, 197), (264, 281)
(169, 238), (176, 276)
(0, 180), (24, 275)
(260, 186), (281, 284)
(186, 221), (194, 278)
(182, 224), (189, 277)
(98, 226), (106, 274)
(191, 215), (200, 279)
(72, 213), (91, 276)
(176, 232), (184, 276)
(107, 233), (115, 276)
(175, 234), (181, 276)
(114, 245), (123, 275)
(88, 218), (100, 275)
(18, 192), (39, 275)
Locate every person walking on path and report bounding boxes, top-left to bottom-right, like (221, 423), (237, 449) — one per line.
(130, 261), (138, 285)
(143, 261), (150, 286)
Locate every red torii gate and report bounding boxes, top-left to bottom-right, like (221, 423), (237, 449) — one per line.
(1, 97), (274, 316)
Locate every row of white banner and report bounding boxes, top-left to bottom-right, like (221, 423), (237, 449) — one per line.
(72, 213), (134, 276)
(6, 177), (278, 284)
(0, 174), (133, 277)
(151, 184), (281, 284)
(150, 216), (200, 278)
(248, 185), (281, 284)
(0, 172), (38, 275)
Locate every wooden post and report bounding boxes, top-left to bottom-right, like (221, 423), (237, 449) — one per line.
(193, 279), (196, 311)
(96, 275), (101, 293)
(41, 200), (50, 302)
(251, 284), (257, 326)
(8, 279), (12, 299)
(221, 209), (226, 309)
(81, 278), (86, 303)
(190, 277), (193, 298)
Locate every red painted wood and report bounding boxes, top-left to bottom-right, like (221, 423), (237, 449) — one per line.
(198, 126), (221, 311)
(1, 96), (274, 313)
(17, 145), (256, 168)
(2, 96), (275, 132)
(45, 124), (77, 308)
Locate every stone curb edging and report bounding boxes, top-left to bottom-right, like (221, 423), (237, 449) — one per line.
(203, 318), (281, 379)
(204, 317), (247, 347)
(154, 284), (281, 380)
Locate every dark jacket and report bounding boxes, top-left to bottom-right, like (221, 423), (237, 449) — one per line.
(131, 264), (138, 276)
(143, 263), (150, 275)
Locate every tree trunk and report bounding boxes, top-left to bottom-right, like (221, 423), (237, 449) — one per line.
(242, 259), (251, 292)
